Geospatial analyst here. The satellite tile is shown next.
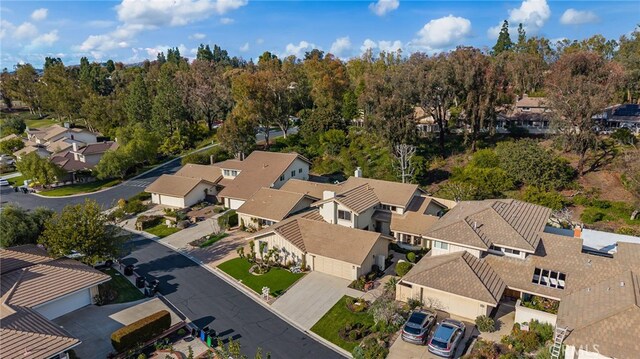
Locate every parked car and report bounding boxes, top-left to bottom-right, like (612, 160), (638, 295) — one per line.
(0, 178), (9, 186)
(401, 309), (437, 345)
(427, 319), (466, 358)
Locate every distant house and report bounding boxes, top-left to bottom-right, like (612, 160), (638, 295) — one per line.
(593, 103), (640, 133)
(247, 210), (390, 280)
(15, 124), (102, 161)
(50, 141), (118, 181)
(0, 245), (111, 359)
(496, 94), (553, 134)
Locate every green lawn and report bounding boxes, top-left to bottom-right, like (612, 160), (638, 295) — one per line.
(102, 268), (145, 304)
(311, 295), (375, 352)
(6, 174), (27, 186)
(39, 179), (121, 196)
(217, 258), (304, 296)
(24, 117), (58, 129)
(199, 233), (229, 248)
(145, 223), (180, 238)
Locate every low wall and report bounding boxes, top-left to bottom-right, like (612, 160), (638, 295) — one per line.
(514, 299), (557, 326)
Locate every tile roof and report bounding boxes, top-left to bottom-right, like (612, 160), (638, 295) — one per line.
(341, 176), (421, 208)
(279, 179), (342, 200)
(0, 305), (79, 359)
(424, 199), (551, 252)
(0, 245), (52, 275)
(145, 174), (211, 197)
(389, 196), (450, 235)
(314, 184), (380, 214)
(403, 251), (506, 305)
(218, 151), (311, 201)
(251, 210), (387, 266)
(175, 163), (223, 184)
(75, 141), (118, 155)
(557, 271), (640, 359)
(237, 188), (309, 221)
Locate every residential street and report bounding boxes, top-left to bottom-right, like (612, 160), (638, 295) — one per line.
(122, 238), (342, 359)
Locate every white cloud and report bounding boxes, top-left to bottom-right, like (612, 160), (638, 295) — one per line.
(369, 0), (399, 16)
(78, 0), (248, 59)
(220, 17), (234, 24)
(256, 38), (264, 44)
(488, 0), (550, 38)
(560, 9), (599, 25)
(189, 32), (206, 40)
(14, 22), (38, 40)
(283, 41), (318, 58)
(87, 20), (116, 28)
(330, 36), (352, 57)
(412, 15), (471, 51)
(31, 30), (58, 46)
(360, 38), (402, 53)
(0, 19), (14, 39)
(239, 42), (250, 52)
(31, 8), (48, 21)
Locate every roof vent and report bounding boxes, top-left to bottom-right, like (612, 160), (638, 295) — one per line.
(473, 221), (477, 230)
(586, 287), (591, 292)
(620, 281), (625, 287)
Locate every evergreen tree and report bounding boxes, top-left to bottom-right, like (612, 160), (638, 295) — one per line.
(157, 52), (166, 64)
(516, 23), (527, 52)
(196, 44), (214, 61)
(125, 74), (152, 126)
(167, 47), (182, 65)
(105, 59), (115, 73)
(493, 20), (514, 55)
(212, 44), (230, 65)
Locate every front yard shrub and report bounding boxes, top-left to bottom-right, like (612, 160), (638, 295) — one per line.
(346, 297), (369, 313)
(124, 199), (147, 214)
(406, 252), (416, 263)
(501, 320), (552, 354)
(521, 295), (559, 314)
(529, 319), (554, 343)
(406, 298), (423, 310)
(111, 310), (171, 352)
(218, 210), (238, 229)
(352, 337), (389, 359)
(338, 322), (371, 342)
(136, 215), (162, 230)
(475, 315), (496, 333)
(395, 261), (413, 276)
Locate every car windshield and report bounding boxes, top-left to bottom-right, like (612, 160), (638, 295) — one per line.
(404, 324), (422, 335)
(430, 338), (448, 349)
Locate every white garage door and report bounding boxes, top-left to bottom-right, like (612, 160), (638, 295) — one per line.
(159, 195), (185, 208)
(229, 199), (245, 210)
(35, 288), (92, 320)
(313, 256), (355, 280)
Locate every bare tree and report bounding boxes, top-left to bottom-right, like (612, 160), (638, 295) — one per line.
(393, 144), (416, 183)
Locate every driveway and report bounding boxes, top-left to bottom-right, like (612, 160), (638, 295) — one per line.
(122, 238), (342, 358)
(271, 271), (362, 330)
(387, 314), (476, 359)
(54, 298), (182, 359)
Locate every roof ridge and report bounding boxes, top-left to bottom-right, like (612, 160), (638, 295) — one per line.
(3, 269), (26, 306)
(1, 327), (76, 340)
(460, 252), (503, 302)
(488, 201), (537, 250)
(462, 216), (492, 247)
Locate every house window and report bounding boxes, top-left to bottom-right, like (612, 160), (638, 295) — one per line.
(433, 241), (449, 250)
(381, 204), (397, 211)
(224, 170), (230, 176)
(279, 175), (285, 181)
(504, 248), (521, 255)
(291, 170), (296, 177)
(231, 170), (238, 176)
(532, 267), (566, 289)
(338, 210), (351, 221)
(298, 168), (302, 173)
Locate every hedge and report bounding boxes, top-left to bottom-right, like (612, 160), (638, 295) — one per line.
(136, 215), (162, 230)
(218, 210), (238, 228)
(111, 310), (171, 352)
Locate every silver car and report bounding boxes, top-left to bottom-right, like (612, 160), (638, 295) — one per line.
(401, 309), (436, 345)
(427, 319), (466, 357)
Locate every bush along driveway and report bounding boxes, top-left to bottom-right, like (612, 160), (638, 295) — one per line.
(217, 258), (305, 297)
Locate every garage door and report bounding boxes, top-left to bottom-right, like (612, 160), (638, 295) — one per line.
(35, 288), (92, 320)
(229, 199), (245, 210)
(313, 256), (355, 280)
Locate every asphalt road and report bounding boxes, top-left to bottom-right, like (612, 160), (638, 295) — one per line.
(122, 239), (342, 359)
(0, 156), (184, 212)
(0, 128), (297, 212)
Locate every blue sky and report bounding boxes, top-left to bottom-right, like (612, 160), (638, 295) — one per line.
(1, 0), (638, 68)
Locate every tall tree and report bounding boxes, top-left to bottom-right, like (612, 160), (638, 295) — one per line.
(40, 60), (83, 120)
(217, 115), (256, 159)
(615, 26), (640, 103)
(546, 51), (623, 175)
(196, 44), (214, 61)
(39, 199), (124, 265)
(516, 23), (527, 53)
(152, 64), (188, 136)
(16, 152), (65, 186)
(493, 20), (514, 55)
(125, 73), (152, 126)
(0, 205), (53, 248)
(12, 64), (43, 115)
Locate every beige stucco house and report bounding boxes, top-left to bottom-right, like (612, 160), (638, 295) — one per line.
(247, 210), (390, 280)
(237, 187), (315, 229)
(145, 163), (224, 208)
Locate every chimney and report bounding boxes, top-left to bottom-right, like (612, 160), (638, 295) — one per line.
(72, 142), (78, 152)
(323, 191), (336, 200)
(573, 225), (582, 238)
(64, 122), (70, 129)
(210, 155), (216, 165)
(354, 167), (363, 178)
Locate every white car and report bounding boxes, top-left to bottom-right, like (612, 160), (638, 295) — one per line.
(0, 178), (9, 186)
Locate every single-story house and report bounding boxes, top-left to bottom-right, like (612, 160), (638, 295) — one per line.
(397, 251), (506, 319)
(145, 163), (226, 208)
(0, 245), (111, 359)
(247, 210), (390, 280)
(236, 187), (315, 229)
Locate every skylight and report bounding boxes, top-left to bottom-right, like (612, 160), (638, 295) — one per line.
(532, 267), (566, 290)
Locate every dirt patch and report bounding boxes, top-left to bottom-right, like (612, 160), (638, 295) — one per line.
(578, 170), (637, 202)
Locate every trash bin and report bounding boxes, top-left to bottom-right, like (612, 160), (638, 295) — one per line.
(136, 276), (146, 288)
(13, 186), (18, 192)
(124, 265), (134, 276)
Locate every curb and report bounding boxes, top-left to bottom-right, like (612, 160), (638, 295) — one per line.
(149, 237), (350, 358)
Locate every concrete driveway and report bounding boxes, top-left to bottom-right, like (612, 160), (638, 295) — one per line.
(54, 298), (181, 359)
(271, 271), (362, 330)
(387, 314), (476, 359)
